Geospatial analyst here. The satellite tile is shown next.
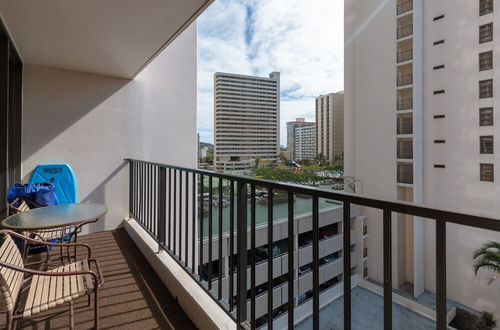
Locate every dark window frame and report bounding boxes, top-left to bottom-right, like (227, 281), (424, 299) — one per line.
(480, 163), (494, 182)
(479, 79), (494, 98)
(479, 51), (493, 71)
(479, 23), (493, 43)
(480, 0), (494, 16)
(480, 107), (494, 126)
(480, 135), (494, 154)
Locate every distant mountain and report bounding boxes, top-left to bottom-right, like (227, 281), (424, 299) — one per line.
(199, 141), (213, 148)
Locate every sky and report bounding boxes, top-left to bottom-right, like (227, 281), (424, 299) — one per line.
(197, 0), (344, 145)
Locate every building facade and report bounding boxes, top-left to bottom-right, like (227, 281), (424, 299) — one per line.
(214, 72), (280, 172)
(286, 118), (315, 160)
(294, 125), (316, 161)
(345, 0), (499, 316)
(201, 200), (363, 328)
(315, 92), (344, 163)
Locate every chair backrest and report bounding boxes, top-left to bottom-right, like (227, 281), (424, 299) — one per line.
(9, 198), (32, 214)
(0, 233), (25, 312)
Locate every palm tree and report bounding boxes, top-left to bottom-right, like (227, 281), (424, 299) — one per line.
(473, 241), (500, 284)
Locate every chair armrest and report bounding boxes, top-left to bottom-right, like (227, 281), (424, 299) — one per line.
(0, 259), (101, 286)
(89, 258), (105, 288)
(0, 230), (92, 259)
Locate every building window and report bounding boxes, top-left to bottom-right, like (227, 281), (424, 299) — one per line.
(480, 135), (494, 154)
(480, 107), (494, 126)
(480, 163), (494, 182)
(479, 51), (493, 71)
(479, 79), (493, 98)
(479, 23), (493, 43)
(480, 0), (493, 16)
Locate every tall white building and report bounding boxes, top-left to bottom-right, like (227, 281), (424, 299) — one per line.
(287, 118), (315, 160)
(316, 92), (344, 163)
(214, 72), (280, 172)
(345, 0), (499, 316)
(294, 125), (316, 161)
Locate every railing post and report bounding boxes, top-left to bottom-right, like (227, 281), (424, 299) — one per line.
(383, 209), (392, 330)
(129, 160), (134, 218)
(236, 180), (248, 326)
(157, 166), (167, 253)
(436, 220), (447, 329)
(343, 202), (351, 330)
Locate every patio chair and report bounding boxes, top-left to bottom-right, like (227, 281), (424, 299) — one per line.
(8, 198), (82, 260)
(0, 229), (103, 329)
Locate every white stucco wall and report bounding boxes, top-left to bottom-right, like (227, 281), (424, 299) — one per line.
(345, 0), (500, 318)
(21, 23), (198, 234)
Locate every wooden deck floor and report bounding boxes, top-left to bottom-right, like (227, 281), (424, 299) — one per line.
(0, 229), (196, 329)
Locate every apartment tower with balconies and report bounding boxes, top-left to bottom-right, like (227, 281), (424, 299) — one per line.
(316, 92), (344, 163)
(214, 72), (280, 172)
(345, 0), (499, 316)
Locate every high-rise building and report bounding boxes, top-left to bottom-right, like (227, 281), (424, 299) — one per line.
(213, 72), (280, 172)
(286, 118), (315, 160)
(294, 125), (316, 161)
(345, 0), (499, 315)
(316, 92), (344, 163)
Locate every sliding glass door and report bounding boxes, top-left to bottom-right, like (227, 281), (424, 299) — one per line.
(0, 21), (22, 218)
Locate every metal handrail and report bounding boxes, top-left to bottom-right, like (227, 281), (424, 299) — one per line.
(126, 158), (500, 330)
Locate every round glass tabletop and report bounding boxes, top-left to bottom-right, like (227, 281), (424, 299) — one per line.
(2, 203), (107, 230)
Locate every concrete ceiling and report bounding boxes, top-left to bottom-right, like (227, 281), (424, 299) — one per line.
(0, 0), (212, 79)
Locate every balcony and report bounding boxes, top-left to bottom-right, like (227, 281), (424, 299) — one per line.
(397, 24), (413, 39)
(397, 116), (413, 135)
(1, 2), (500, 330)
(397, 163), (413, 184)
(397, 140), (413, 159)
(397, 73), (413, 87)
(397, 98), (413, 110)
(397, 0), (413, 15)
(0, 230), (195, 329)
(397, 49), (413, 63)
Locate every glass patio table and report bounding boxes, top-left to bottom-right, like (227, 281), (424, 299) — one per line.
(2, 203), (107, 231)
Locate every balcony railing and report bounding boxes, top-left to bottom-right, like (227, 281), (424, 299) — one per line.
(397, 24), (413, 39)
(397, 73), (413, 87)
(397, 163), (413, 184)
(126, 158), (500, 330)
(397, 0), (413, 15)
(397, 117), (413, 134)
(397, 140), (413, 159)
(397, 49), (413, 63)
(397, 98), (413, 110)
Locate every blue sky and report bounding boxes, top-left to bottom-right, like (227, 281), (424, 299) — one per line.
(197, 0), (344, 145)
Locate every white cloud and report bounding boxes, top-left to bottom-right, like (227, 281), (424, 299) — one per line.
(197, 0), (344, 145)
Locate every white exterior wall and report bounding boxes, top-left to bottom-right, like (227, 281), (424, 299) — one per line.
(214, 72), (280, 172)
(21, 23), (198, 234)
(345, 0), (500, 317)
(294, 126), (316, 161)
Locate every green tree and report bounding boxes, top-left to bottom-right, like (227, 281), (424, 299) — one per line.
(473, 241), (500, 284)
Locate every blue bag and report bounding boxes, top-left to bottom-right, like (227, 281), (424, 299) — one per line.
(7, 182), (58, 206)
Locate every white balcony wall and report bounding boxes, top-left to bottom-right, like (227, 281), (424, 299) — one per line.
(21, 23), (198, 234)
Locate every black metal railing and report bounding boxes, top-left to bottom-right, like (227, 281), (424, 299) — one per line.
(127, 158), (500, 330)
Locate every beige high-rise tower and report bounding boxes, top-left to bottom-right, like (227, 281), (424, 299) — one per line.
(214, 72), (280, 172)
(315, 92), (344, 163)
(345, 0), (499, 317)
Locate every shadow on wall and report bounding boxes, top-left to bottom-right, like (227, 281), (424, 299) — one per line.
(22, 64), (130, 160)
(81, 161), (128, 233)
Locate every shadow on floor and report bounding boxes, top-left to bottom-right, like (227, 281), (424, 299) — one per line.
(0, 229), (196, 329)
